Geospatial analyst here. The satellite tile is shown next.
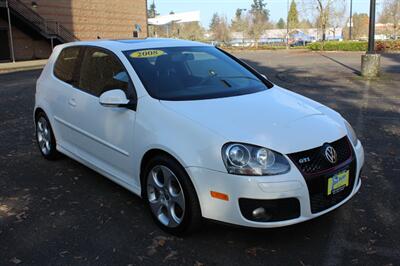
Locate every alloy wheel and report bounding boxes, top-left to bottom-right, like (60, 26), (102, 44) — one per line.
(147, 165), (185, 228)
(36, 117), (51, 155)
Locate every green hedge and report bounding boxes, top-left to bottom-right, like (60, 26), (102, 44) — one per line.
(307, 41), (368, 51)
(308, 40), (400, 52)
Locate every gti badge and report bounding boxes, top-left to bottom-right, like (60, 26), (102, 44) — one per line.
(299, 157), (310, 164)
(324, 145), (337, 164)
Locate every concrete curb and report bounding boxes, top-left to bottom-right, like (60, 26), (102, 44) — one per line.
(0, 60), (47, 74)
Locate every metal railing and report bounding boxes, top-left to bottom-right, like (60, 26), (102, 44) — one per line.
(3, 0), (78, 42)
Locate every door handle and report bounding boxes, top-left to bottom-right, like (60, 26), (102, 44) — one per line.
(68, 98), (77, 107)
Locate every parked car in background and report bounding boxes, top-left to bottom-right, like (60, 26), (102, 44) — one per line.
(290, 40), (311, 47)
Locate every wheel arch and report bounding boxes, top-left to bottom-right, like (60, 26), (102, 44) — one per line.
(139, 148), (188, 198)
(34, 107), (46, 122)
(33, 106), (59, 147)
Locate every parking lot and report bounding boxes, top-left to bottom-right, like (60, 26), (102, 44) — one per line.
(1, 50), (399, 265)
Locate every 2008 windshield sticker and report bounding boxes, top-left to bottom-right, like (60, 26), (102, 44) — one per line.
(130, 50), (166, 58)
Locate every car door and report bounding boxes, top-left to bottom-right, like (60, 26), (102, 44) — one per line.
(51, 46), (84, 151)
(66, 46), (137, 185)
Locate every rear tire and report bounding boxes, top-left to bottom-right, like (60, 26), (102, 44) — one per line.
(35, 112), (60, 160)
(143, 154), (202, 235)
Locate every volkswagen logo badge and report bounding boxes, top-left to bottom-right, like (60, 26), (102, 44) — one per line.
(324, 145), (337, 164)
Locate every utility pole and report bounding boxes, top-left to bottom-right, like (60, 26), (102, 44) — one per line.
(349, 0), (353, 40)
(367, 0), (376, 53)
(361, 0), (380, 77)
(6, 0), (15, 62)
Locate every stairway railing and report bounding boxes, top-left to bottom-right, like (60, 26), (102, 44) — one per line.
(3, 0), (78, 42)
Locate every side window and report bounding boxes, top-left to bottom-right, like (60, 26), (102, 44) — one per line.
(54, 47), (80, 84)
(78, 47), (130, 97)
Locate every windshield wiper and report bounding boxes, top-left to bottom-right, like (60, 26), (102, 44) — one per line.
(220, 79), (232, 87)
(218, 76), (262, 82)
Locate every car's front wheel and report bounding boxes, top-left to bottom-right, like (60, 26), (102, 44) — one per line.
(143, 155), (202, 235)
(35, 112), (59, 160)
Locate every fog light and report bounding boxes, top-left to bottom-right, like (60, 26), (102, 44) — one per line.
(252, 207), (270, 220)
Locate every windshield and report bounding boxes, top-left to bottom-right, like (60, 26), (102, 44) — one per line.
(123, 46), (272, 100)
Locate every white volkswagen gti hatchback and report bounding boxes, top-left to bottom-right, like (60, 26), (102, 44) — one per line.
(34, 39), (364, 235)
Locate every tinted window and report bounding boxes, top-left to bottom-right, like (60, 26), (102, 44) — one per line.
(78, 47), (130, 97)
(124, 46), (271, 101)
(54, 47), (80, 84)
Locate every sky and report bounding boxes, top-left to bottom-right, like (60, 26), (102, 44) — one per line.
(149, 0), (385, 28)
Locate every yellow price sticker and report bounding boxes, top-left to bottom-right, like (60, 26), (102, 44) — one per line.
(130, 49), (166, 58)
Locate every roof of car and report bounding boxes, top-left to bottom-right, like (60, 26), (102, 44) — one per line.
(60, 38), (211, 52)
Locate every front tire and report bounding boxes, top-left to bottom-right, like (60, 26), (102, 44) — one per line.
(143, 155), (202, 235)
(35, 112), (59, 160)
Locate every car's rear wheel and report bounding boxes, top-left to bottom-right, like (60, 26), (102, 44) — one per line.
(35, 112), (59, 160)
(143, 155), (202, 235)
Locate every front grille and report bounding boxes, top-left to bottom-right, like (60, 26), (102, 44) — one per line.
(239, 198), (300, 222)
(288, 136), (356, 213)
(287, 136), (352, 176)
(307, 160), (356, 213)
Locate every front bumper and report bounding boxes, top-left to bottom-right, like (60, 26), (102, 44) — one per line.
(186, 140), (364, 228)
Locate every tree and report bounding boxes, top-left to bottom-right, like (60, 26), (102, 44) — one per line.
(298, 19), (313, 29)
(379, 0), (400, 39)
(148, 1), (158, 18)
(288, 0), (299, 30)
(209, 13), (221, 33)
(209, 13), (231, 44)
(308, 0), (345, 41)
(329, 2), (346, 39)
(276, 18), (286, 29)
(315, 0), (332, 41)
(231, 8), (247, 32)
(177, 22), (205, 41)
(343, 13), (369, 40)
(247, 0), (270, 47)
(147, 1), (159, 37)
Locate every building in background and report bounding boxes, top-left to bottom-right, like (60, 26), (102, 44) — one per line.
(230, 27), (343, 47)
(0, 0), (148, 61)
(148, 11), (200, 38)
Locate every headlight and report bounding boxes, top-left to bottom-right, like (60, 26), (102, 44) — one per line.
(344, 120), (358, 146)
(222, 143), (290, 176)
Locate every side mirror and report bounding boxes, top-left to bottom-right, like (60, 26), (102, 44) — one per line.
(99, 89), (130, 107)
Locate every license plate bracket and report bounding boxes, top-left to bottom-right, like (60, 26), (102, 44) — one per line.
(327, 169), (350, 196)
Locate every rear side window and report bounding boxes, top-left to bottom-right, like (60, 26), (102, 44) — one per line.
(53, 47), (80, 84)
(78, 47), (130, 97)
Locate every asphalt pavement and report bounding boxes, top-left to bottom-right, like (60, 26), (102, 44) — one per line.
(0, 50), (399, 265)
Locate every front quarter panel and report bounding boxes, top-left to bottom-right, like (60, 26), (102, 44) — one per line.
(132, 96), (229, 177)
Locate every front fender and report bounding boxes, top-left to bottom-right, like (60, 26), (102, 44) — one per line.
(132, 96), (229, 176)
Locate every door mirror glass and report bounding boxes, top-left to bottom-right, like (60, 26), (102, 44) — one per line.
(99, 89), (129, 107)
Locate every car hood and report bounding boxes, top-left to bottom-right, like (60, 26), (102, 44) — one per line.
(160, 86), (347, 154)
